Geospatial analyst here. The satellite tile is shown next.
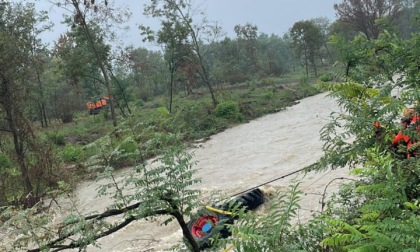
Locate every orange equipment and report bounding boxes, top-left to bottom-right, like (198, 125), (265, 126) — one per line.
(86, 96), (110, 115)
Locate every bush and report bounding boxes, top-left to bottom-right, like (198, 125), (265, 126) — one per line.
(214, 101), (243, 122)
(46, 131), (65, 146)
(61, 145), (84, 163)
(118, 137), (137, 154)
(135, 99), (145, 107)
(299, 75), (310, 86)
(0, 151), (12, 169)
(318, 72), (333, 82)
(261, 77), (279, 86)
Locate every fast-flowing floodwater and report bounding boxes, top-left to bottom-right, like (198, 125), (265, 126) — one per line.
(84, 92), (348, 251)
(2, 92), (352, 252)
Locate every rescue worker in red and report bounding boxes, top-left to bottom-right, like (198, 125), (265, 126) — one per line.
(373, 121), (383, 139)
(391, 108), (420, 158)
(408, 108), (420, 157)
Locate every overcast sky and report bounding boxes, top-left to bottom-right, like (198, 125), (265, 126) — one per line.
(203, 0), (338, 35)
(33, 0), (339, 50)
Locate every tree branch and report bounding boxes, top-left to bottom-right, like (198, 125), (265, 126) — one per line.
(27, 201), (170, 252)
(0, 127), (12, 133)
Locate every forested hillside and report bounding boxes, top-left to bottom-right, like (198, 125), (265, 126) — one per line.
(1, 0), (420, 251)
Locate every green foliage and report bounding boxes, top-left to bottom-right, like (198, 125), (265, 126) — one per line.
(261, 77), (280, 86)
(138, 149), (201, 214)
(2, 136), (201, 251)
(214, 101), (244, 122)
(290, 20), (324, 77)
(0, 151), (12, 169)
(309, 24), (420, 252)
(61, 145), (84, 163)
(7, 0), (420, 250)
(318, 72), (334, 82)
(46, 131), (66, 146)
(82, 111), (188, 171)
(215, 183), (304, 251)
(96, 147), (202, 249)
(173, 100), (227, 139)
(0, 204), (54, 251)
(299, 75), (310, 86)
(0, 151), (20, 205)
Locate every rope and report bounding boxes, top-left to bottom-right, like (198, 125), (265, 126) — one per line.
(223, 244), (234, 252)
(228, 167), (307, 198)
(302, 169), (334, 191)
(205, 205), (232, 215)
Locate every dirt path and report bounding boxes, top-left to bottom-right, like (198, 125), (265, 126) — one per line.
(1, 92), (351, 251)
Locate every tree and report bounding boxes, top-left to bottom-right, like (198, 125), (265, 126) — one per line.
(393, 0), (420, 38)
(234, 23), (259, 74)
(311, 17), (334, 64)
(53, 27), (112, 122)
(30, 39), (53, 128)
(53, 0), (131, 127)
(207, 37), (246, 83)
(142, 16), (190, 113)
(0, 2), (55, 207)
(142, 0), (221, 107)
(4, 135), (203, 251)
(333, 0), (406, 40)
(313, 29), (420, 251)
(257, 33), (297, 76)
(70, 0), (118, 126)
(52, 35), (87, 122)
(125, 47), (167, 100)
(290, 20), (323, 77)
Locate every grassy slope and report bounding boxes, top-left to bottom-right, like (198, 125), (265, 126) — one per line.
(45, 72), (330, 186)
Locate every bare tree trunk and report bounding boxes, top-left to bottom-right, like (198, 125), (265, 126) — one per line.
(42, 103), (48, 127)
(38, 102), (48, 128)
(346, 61), (351, 76)
(171, 210), (200, 252)
(0, 182), (7, 205)
(5, 102), (35, 207)
(324, 42), (334, 64)
(172, 1), (218, 107)
(38, 103), (44, 128)
(304, 49), (309, 78)
(35, 65), (48, 127)
(169, 66), (174, 113)
(163, 197), (200, 252)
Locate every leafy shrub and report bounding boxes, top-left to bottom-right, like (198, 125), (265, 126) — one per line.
(46, 131), (66, 146)
(61, 145), (84, 163)
(318, 72), (334, 82)
(214, 101), (243, 122)
(261, 77), (279, 86)
(0, 151), (12, 169)
(100, 108), (109, 121)
(263, 90), (274, 100)
(135, 98), (145, 107)
(118, 137), (137, 154)
(0, 151), (20, 205)
(299, 75), (310, 86)
(215, 184), (305, 251)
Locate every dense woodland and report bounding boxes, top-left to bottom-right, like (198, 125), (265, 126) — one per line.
(1, 0), (420, 251)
